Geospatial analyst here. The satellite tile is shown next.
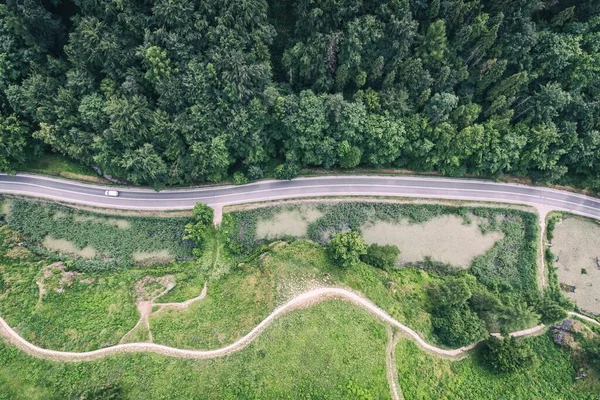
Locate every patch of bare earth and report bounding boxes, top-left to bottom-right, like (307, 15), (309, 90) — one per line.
(552, 217), (600, 314)
(0, 199), (12, 216)
(73, 214), (131, 229)
(256, 206), (323, 239)
(362, 215), (503, 268)
(132, 250), (173, 266)
(121, 276), (208, 344)
(35, 262), (94, 308)
(42, 236), (96, 259)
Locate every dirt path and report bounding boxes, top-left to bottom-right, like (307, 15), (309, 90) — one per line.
(1, 287), (552, 363)
(386, 327), (404, 400)
(568, 311), (600, 327)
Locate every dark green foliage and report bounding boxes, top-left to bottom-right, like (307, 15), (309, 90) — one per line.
(0, 2), (599, 189)
(184, 203), (214, 255)
(537, 292), (568, 325)
(274, 162), (300, 180)
(327, 231), (367, 269)
(480, 336), (537, 374)
(191, 203), (214, 228)
(74, 384), (124, 400)
(470, 212), (539, 293)
(4, 199), (193, 271)
(432, 305), (487, 347)
(361, 244), (399, 269)
(430, 276), (487, 347)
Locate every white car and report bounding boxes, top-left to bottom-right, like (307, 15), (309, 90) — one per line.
(104, 190), (119, 197)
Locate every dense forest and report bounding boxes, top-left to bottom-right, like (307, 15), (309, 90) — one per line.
(0, 0), (599, 188)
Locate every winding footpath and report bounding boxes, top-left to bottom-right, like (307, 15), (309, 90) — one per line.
(3, 286), (596, 363)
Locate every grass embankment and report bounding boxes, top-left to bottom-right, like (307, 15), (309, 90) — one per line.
(0, 302), (389, 400)
(1, 199), (194, 271)
(396, 332), (598, 399)
(20, 153), (106, 183)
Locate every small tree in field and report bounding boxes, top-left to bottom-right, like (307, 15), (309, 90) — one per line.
(361, 243), (400, 269)
(327, 231), (367, 268)
(184, 202), (214, 255)
(480, 335), (537, 373)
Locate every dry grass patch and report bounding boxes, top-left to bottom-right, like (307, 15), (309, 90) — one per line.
(552, 216), (600, 314)
(256, 206), (323, 239)
(362, 215), (503, 267)
(133, 250), (174, 265)
(42, 236), (96, 259)
(73, 214), (131, 229)
(0, 199), (12, 216)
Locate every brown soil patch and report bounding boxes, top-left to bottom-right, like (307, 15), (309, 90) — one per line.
(73, 215), (131, 229)
(0, 200), (12, 216)
(133, 275), (176, 302)
(256, 207), (323, 239)
(552, 217), (600, 314)
(5, 245), (32, 259)
(362, 216), (503, 268)
(42, 236), (96, 259)
(132, 250), (173, 266)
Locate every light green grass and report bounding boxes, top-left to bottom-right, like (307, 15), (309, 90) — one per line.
(396, 333), (598, 399)
(0, 301), (389, 400)
(150, 240), (443, 348)
(0, 224), (201, 351)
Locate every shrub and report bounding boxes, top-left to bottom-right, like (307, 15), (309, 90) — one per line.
(274, 162), (300, 180)
(184, 202), (215, 255)
(431, 276), (487, 347)
(232, 172), (249, 185)
(361, 244), (399, 269)
(432, 305), (487, 347)
(191, 203), (214, 228)
(327, 231), (367, 269)
(537, 293), (568, 324)
(480, 336), (537, 373)
(247, 165), (264, 180)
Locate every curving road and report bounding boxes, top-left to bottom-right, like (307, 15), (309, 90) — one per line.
(1, 173), (600, 220)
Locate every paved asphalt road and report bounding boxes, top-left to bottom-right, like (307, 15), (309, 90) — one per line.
(1, 173), (600, 220)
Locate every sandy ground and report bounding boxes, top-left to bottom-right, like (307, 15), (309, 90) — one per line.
(256, 207), (323, 239)
(552, 217), (600, 314)
(72, 215), (131, 229)
(132, 250), (173, 263)
(42, 236), (96, 259)
(362, 216), (503, 268)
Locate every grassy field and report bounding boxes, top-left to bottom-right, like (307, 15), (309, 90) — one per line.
(150, 239), (447, 348)
(396, 332), (598, 399)
(0, 301), (390, 400)
(1, 199), (599, 398)
(0, 222), (209, 351)
(1, 199), (194, 271)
